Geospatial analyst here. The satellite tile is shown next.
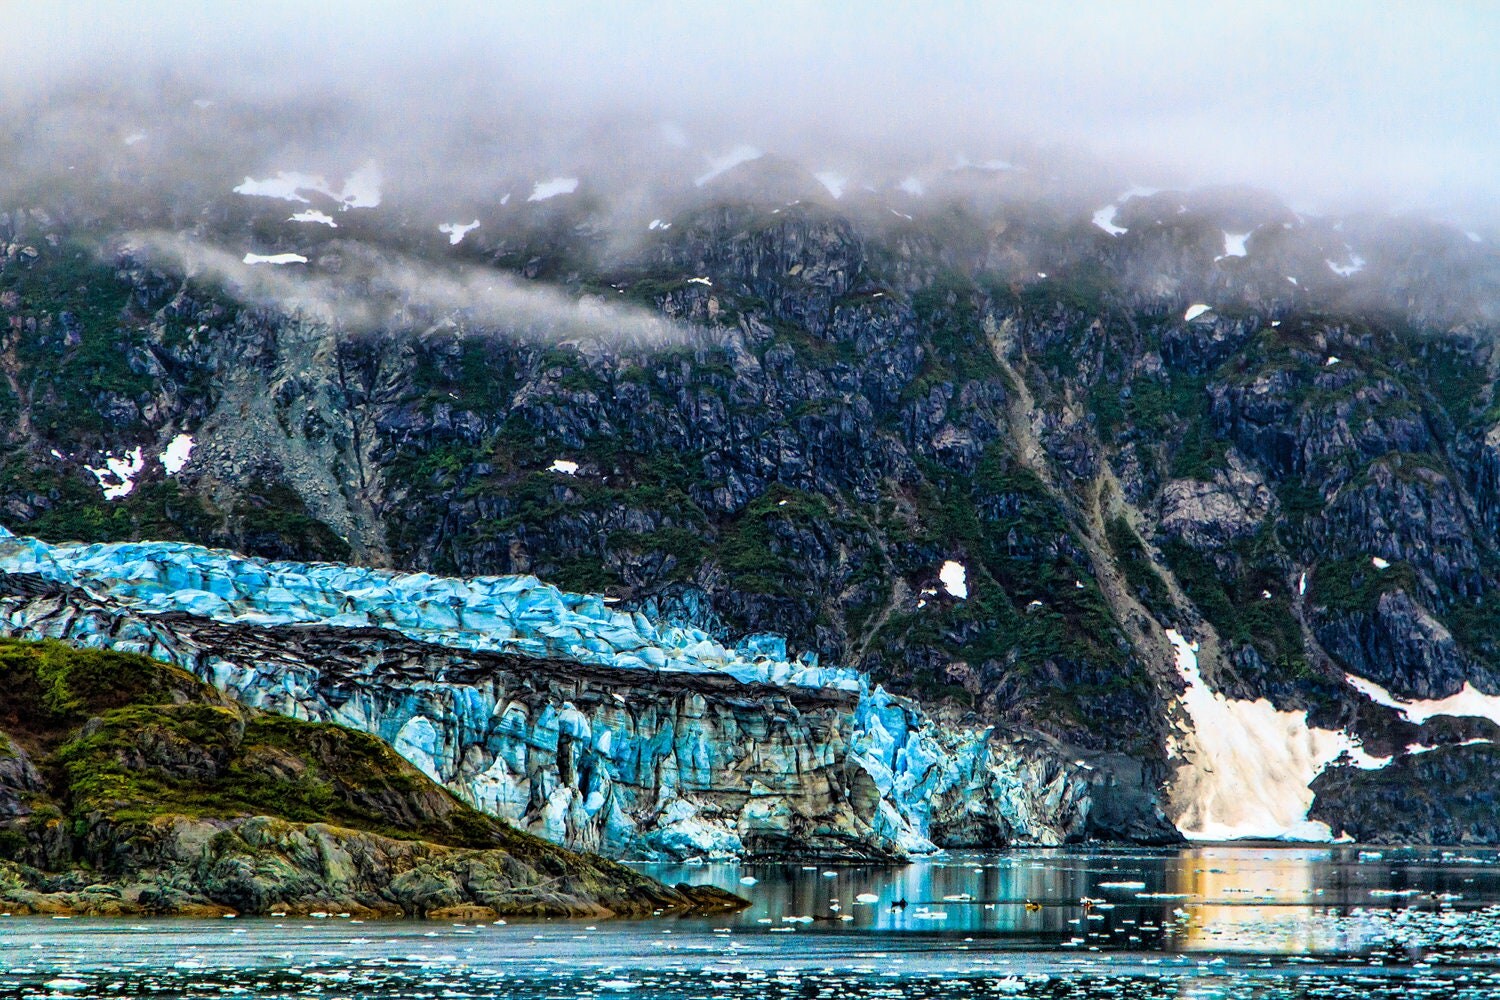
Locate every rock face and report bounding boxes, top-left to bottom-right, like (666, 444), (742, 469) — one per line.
(6, 165), (1500, 844)
(0, 636), (743, 918)
(0, 538), (1177, 858)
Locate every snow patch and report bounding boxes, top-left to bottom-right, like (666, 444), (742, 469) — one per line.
(1371, 556), (1390, 570)
(528, 177), (579, 202)
(1217, 231), (1249, 260)
(438, 220), (480, 245)
(160, 434), (194, 475)
(898, 176), (925, 196)
(123, 132), (145, 146)
(242, 253), (307, 265)
(695, 145), (762, 187)
(647, 219), (671, 231)
(939, 561), (968, 600)
(1183, 303), (1212, 322)
(1167, 628), (1387, 842)
(547, 459), (579, 475)
(814, 171), (847, 199)
(1325, 356), (1340, 366)
(87, 448), (145, 501)
(289, 209), (337, 227)
(1326, 253), (1366, 277)
(1345, 673), (1500, 728)
(233, 161), (381, 209)
(1092, 205), (1127, 236)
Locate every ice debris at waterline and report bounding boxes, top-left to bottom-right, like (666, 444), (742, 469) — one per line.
(1165, 629), (1387, 842)
(0, 527), (1105, 859)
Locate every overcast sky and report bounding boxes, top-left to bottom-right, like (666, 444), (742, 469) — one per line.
(7, 1), (1500, 216)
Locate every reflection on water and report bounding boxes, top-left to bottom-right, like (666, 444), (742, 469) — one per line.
(3, 847), (1500, 998)
(638, 844), (1500, 954)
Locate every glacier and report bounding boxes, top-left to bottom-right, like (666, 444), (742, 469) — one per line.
(0, 527), (1108, 859)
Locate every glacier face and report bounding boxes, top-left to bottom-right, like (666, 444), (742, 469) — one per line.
(0, 528), (1110, 859)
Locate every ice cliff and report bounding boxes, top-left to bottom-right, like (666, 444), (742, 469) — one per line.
(0, 528), (1143, 858)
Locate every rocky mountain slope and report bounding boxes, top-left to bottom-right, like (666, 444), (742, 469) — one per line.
(0, 636), (743, 916)
(5, 148), (1500, 844)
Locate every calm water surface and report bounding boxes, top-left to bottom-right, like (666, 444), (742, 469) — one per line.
(6, 846), (1500, 998)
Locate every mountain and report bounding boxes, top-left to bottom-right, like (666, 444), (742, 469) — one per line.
(4, 162), (1500, 846)
(0, 635), (744, 916)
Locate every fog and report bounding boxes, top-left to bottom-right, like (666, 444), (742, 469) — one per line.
(8, 1), (1496, 217)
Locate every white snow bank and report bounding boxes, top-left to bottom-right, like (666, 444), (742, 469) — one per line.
(547, 459), (579, 475)
(87, 448), (145, 501)
(1184, 303), (1212, 322)
(289, 209), (336, 227)
(160, 434), (194, 475)
(527, 177), (579, 201)
(234, 161), (381, 209)
(814, 171), (847, 199)
(1326, 253), (1366, 277)
(1371, 556), (1390, 570)
(939, 561), (968, 600)
(1218, 231), (1249, 259)
(1345, 673), (1500, 728)
(898, 176), (925, 196)
(243, 253), (307, 265)
(695, 145), (762, 187)
(438, 220), (480, 245)
(1092, 205), (1127, 236)
(1167, 629), (1387, 842)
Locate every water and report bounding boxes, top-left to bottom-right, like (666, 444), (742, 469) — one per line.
(6, 846), (1500, 998)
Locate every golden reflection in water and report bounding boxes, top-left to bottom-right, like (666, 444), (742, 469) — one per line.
(1170, 846), (1341, 953)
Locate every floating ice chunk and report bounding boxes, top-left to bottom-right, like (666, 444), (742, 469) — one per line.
(438, 220), (480, 245)
(527, 177), (579, 201)
(1371, 556), (1390, 570)
(1326, 253), (1366, 277)
(243, 253), (307, 265)
(939, 561), (968, 600)
(814, 171), (847, 198)
(1092, 205), (1127, 236)
(547, 459), (579, 475)
(854, 892), (879, 903)
(695, 145), (762, 186)
(898, 176), (925, 196)
(1217, 231), (1249, 259)
(87, 448), (145, 500)
(289, 209), (336, 227)
(161, 433), (195, 475)
(1183, 303), (1211, 322)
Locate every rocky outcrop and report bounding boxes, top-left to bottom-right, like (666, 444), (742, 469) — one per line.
(0, 636), (743, 918)
(1310, 745), (1500, 845)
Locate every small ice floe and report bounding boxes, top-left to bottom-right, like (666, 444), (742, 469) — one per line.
(695, 145), (762, 186)
(814, 171), (847, 198)
(686, 276), (712, 286)
(45, 979), (89, 992)
(528, 177), (579, 201)
(1326, 253), (1366, 277)
(854, 892), (879, 904)
(1216, 231), (1250, 260)
(161, 433), (194, 475)
(1183, 303), (1212, 322)
(438, 220), (480, 245)
(739, 876), (758, 886)
(547, 459), (579, 475)
(1092, 205), (1127, 236)
(1325, 356), (1340, 366)
(939, 560), (968, 599)
(88, 448), (145, 500)
(243, 252), (307, 265)
(1097, 881), (1147, 889)
(1371, 556), (1391, 570)
(289, 209), (337, 227)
